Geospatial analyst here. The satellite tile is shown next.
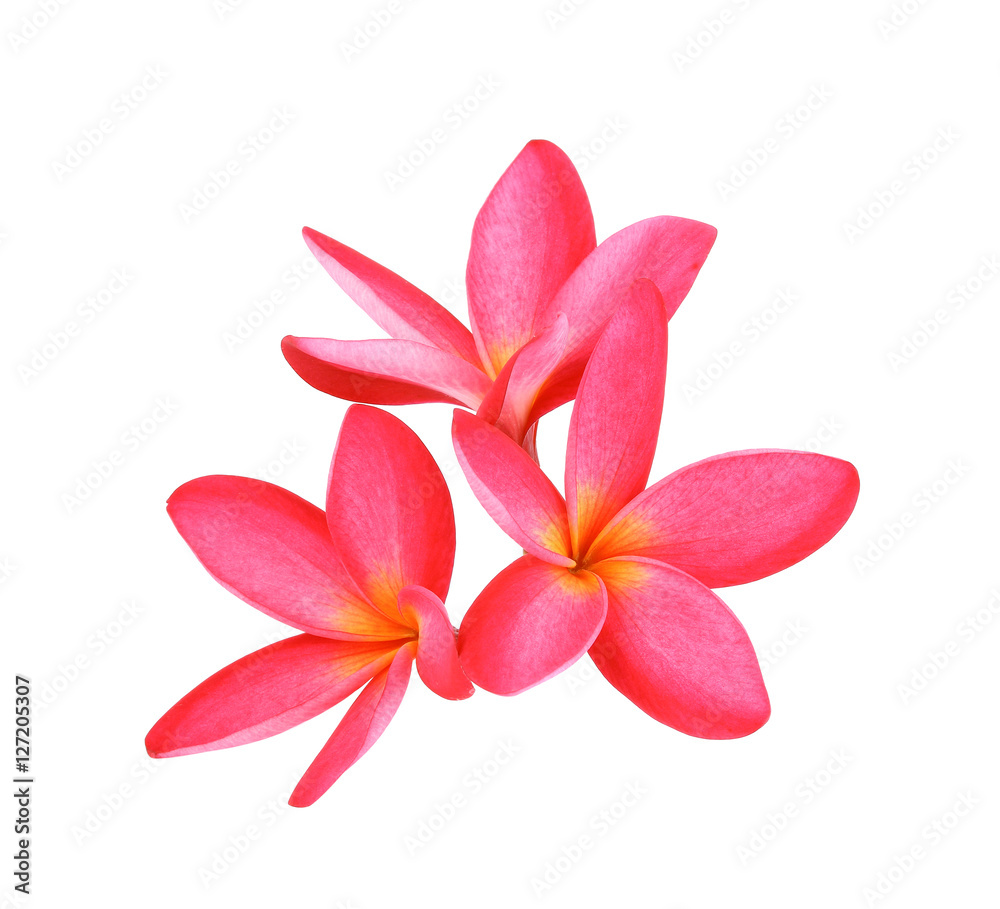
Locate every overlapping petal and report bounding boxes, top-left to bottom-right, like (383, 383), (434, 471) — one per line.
(281, 336), (491, 409)
(458, 556), (606, 695)
(146, 635), (399, 758)
(589, 557), (770, 739)
(566, 278), (667, 558)
(327, 405), (456, 613)
(302, 227), (480, 364)
(452, 410), (574, 567)
(466, 140), (595, 377)
(397, 585), (473, 700)
(475, 314), (569, 444)
(588, 450), (861, 587)
(167, 476), (410, 641)
(532, 215), (717, 416)
(289, 643), (416, 807)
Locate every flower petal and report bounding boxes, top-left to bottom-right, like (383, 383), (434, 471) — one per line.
(452, 410), (574, 567)
(303, 227), (480, 364)
(282, 336), (491, 409)
(565, 278), (667, 558)
(289, 642), (416, 807)
(475, 313), (569, 445)
(466, 140), (596, 377)
(590, 557), (769, 739)
(533, 215), (717, 417)
(458, 555), (606, 695)
(397, 585), (473, 700)
(588, 450), (861, 587)
(327, 405), (456, 614)
(145, 634), (398, 758)
(167, 476), (409, 641)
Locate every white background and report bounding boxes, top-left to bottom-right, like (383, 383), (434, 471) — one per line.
(2, 0), (999, 906)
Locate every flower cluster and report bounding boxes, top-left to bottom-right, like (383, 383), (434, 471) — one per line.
(146, 140), (860, 806)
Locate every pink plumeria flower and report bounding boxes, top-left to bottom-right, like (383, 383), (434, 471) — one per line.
(282, 139), (716, 451)
(451, 278), (860, 739)
(146, 405), (472, 807)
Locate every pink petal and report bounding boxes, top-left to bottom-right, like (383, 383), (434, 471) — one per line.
(533, 215), (717, 417)
(145, 634), (399, 758)
(452, 410), (574, 567)
(397, 585), (473, 700)
(458, 555), (606, 695)
(282, 336), (491, 409)
(303, 227), (480, 364)
(466, 140), (596, 377)
(590, 557), (770, 739)
(167, 477), (410, 641)
(327, 405), (456, 614)
(588, 450), (861, 587)
(289, 642), (416, 807)
(565, 278), (667, 559)
(475, 314), (569, 445)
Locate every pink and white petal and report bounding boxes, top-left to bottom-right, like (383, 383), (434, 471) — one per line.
(458, 556), (606, 695)
(397, 585), (473, 700)
(532, 215), (717, 416)
(475, 314), (569, 445)
(588, 450), (861, 587)
(167, 477), (409, 641)
(565, 278), (668, 558)
(327, 406), (456, 613)
(590, 557), (769, 739)
(282, 336), (491, 409)
(146, 634), (399, 758)
(289, 642), (416, 807)
(466, 140), (596, 377)
(303, 227), (480, 364)
(452, 410), (574, 567)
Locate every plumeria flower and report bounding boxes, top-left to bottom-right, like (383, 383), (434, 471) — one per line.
(451, 278), (860, 738)
(146, 405), (472, 807)
(282, 139), (716, 453)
